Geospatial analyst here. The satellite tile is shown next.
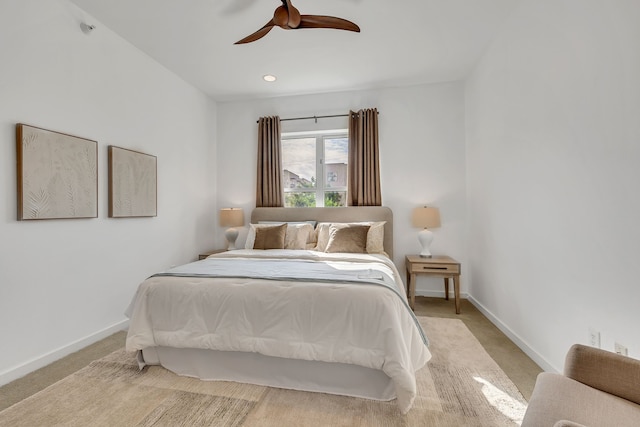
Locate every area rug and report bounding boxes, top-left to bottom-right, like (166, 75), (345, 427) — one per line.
(0, 317), (528, 426)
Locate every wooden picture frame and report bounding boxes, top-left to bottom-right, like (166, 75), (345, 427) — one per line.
(16, 124), (98, 220)
(108, 146), (157, 218)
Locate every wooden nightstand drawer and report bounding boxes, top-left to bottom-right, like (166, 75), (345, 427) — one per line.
(410, 263), (460, 275)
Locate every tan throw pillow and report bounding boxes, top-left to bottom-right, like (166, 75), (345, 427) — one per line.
(324, 224), (370, 253)
(253, 223), (287, 249)
(245, 223), (273, 249)
(315, 221), (386, 254)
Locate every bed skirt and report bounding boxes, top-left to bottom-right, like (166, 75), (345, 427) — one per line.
(141, 347), (396, 402)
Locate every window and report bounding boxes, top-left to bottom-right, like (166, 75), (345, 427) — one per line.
(282, 130), (348, 207)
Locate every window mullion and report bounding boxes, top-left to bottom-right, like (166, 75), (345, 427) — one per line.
(316, 136), (324, 207)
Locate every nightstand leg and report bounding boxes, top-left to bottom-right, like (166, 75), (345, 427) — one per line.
(454, 275), (461, 314)
(444, 277), (450, 300)
(405, 269), (410, 296)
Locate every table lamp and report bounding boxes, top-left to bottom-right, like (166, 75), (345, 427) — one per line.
(412, 206), (441, 257)
(220, 208), (244, 250)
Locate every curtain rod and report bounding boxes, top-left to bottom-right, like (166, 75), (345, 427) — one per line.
(281, 114), (348, 123)
(256, 111), (379, 124)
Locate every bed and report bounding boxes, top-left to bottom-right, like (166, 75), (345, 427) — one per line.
(125, 207), (430, 414)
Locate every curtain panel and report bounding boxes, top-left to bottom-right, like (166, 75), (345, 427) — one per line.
(348, 108), (382, 206)
(256, 116), (284, 207)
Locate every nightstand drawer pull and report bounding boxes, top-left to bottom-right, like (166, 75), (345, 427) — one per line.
(410, 264), (460, 274)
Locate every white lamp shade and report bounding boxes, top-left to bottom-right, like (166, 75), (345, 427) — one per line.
(220, 208), (244, 227)
(412, 207), (441, 229)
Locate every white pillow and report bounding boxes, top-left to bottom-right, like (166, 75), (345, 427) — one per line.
(246, 222), (315, 250)
(314, 221), (385, 254)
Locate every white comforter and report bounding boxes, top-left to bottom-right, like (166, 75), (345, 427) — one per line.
(125, 249), (431, 413)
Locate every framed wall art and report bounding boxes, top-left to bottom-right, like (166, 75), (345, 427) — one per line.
(16, 124), (98, 220)
(108, 145), (157, 218)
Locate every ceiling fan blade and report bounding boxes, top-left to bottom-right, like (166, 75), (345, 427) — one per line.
(235, 20), (276, 44)
(283, 0), (301, 28)
(298, 15), (360, 32)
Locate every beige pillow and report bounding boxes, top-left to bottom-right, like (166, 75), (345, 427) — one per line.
(324, 224), (370, 253)
(314, 222), (333, 252)
(366, 221), (386, 254)
(253, 223), (287, 249)
(284, 222), (315, 249)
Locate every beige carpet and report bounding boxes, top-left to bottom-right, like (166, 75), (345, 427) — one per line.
(0, 317), (528, 426)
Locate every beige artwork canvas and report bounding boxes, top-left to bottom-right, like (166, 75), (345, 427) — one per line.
(108, 146), (157, 218)
(16, 124), (98, 220)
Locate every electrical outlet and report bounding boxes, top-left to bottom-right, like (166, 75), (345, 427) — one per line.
(614, 343), (628, 356)
(589, 328), (601, 348)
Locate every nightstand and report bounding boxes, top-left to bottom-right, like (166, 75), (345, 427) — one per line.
(198, 249), (227, 260)
(405, 255), (461, 314)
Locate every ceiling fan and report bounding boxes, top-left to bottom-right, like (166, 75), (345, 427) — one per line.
(235, 0), (360, 44)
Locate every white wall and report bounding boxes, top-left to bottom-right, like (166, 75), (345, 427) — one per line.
(0, 0), (217, 384)
(465, 0), (640, 371)
(216, 83), (467, 294)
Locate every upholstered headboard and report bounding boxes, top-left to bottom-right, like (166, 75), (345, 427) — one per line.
(251, 207), (393, 258)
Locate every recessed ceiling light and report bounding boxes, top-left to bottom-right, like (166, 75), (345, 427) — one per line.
(263, 74), (277, 82)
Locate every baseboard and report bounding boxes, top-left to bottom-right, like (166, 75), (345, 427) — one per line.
(466, 296), (558, 373)
(0, 319), (129, 387)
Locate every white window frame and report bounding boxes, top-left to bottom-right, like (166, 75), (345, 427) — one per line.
(281, 129), (348, 208)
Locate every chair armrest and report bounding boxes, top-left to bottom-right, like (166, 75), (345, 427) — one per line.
(554, 421), (587, 427)
(564, 344), (640, 405)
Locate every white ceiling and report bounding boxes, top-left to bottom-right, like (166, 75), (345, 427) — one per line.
(69, 0), (519, 101)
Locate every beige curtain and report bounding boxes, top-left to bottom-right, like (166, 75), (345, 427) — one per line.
(348, 108), (382, 206)
(256, 116), (284, 207)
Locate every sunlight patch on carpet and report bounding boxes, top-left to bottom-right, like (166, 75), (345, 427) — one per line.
(474, 376), (526, 425)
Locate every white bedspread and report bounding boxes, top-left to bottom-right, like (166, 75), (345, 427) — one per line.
(125, 249), (431, 413)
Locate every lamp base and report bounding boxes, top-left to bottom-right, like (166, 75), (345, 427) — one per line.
(417, 228), (434, 258)
(225, 227), (239, 250)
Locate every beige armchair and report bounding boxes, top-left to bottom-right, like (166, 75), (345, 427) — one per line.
(522, 344), (640, 427)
